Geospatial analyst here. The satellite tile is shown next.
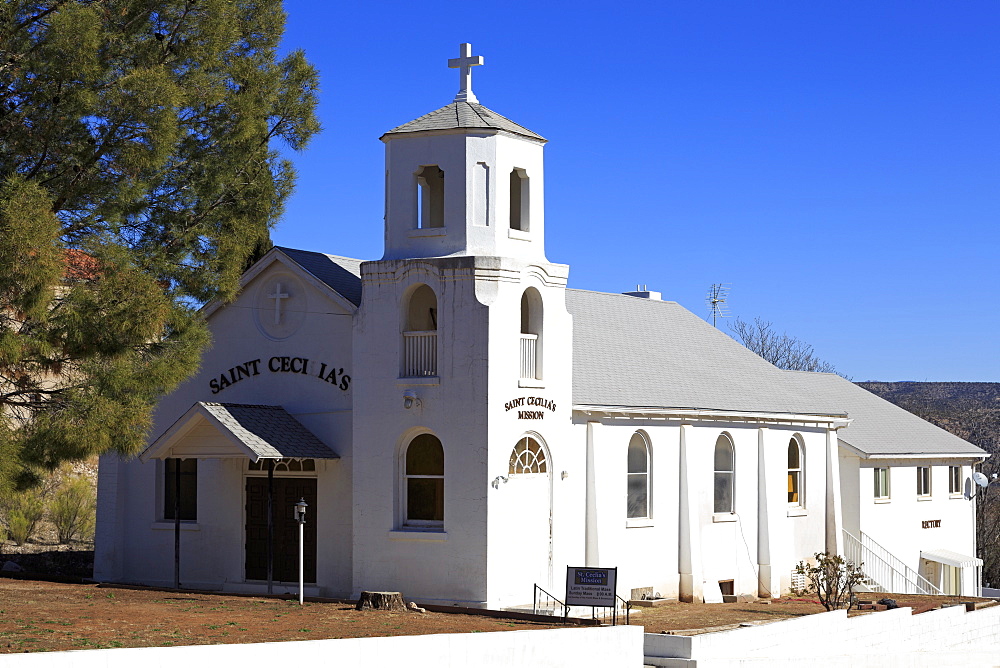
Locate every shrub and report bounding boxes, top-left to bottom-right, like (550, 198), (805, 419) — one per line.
(48, 477), (96, 543)
(1, 489), (45, 546)
(792, 551), (865, 611)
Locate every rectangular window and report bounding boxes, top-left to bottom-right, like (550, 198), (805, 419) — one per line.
(949, 466), (962, 495)
(164, 458), (197, 521)
(917, 466), (931, 497)
(874, 467), (890, 500)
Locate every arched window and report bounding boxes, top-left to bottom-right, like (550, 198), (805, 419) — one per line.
(402, 284), (437, 377)
(519, 288), (542, 380)
(787, 438), (803, 506)
(404, 434), (444, 528)
(627, 432), (650, 519)
(416, 165), (444, 228)
(714, 434), (734, 514)
(509, 436), (547, 475)
(509, 168), (529, 231)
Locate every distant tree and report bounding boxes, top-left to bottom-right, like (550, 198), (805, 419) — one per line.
(730, 317), (842, 375)
(0, 0), (319, 492)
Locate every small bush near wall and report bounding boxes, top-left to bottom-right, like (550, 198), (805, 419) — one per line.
(792, 552), (864, 611)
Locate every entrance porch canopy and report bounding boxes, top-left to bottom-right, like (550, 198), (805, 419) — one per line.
(140, 402), (339, 462)
(920, 549), (983, 570)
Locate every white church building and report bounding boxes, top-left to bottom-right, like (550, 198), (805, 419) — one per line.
(94, 45), (987, 607)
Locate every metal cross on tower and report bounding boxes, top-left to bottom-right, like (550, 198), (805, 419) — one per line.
(448, 43), (484, 104)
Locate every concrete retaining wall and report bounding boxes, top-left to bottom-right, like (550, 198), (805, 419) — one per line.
(645, 603), (1000, 667)
(0, 625), (642, 668)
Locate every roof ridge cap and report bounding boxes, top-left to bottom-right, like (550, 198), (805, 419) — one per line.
(467, 101), (491, 125)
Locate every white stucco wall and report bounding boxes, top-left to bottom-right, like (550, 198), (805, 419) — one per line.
(351, 257), (492, 604)
(95, 257), (356, 597)
(857, 459), (977, 583)
(483, 259), (574, 608)
(560, 418), (832, 603)
(0, 626), (643, 668)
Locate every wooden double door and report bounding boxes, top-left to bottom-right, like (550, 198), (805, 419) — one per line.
(245, 477), (317, 582)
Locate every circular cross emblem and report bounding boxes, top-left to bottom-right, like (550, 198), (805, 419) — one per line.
(253, 273), (307, 340)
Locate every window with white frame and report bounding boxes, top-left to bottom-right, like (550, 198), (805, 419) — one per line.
(509, 436), (547, 475)
(714, 434), (735, 513)
(874, 467), (890, 500)
(403, 434), (444, 528)
(787, 437), (803, 506)
(164, 458), (197, 521)
(917, 466), (931, 497)
(627, 432), (650, 519)
(949, 466), (962, 495)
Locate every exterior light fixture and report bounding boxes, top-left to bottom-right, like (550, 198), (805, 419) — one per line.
(403, 390), (421, 410)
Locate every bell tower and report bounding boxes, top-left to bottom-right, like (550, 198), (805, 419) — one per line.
(380, 44), (548, 262)
(354, 45), (573, 609)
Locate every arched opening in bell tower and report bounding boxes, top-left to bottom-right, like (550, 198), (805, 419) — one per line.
(402, 284), (438, 377)
(415, 166), (445, 229)
(509, 168), (529, 231)
(519, 288), (543, 380)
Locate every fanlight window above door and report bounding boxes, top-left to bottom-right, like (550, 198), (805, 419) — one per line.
(509, 437), (547, 475)
(248, 458), (316, 472)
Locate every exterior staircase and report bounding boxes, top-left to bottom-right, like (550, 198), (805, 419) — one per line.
(843, 529), (942, 595)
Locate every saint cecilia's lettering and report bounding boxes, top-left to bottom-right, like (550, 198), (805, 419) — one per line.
(504, 395), (556, 417)
(209, 356), (351, 394)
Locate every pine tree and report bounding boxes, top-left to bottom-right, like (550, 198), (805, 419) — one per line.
(0, 1), (319, 491)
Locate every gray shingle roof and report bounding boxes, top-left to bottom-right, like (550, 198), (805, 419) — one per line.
(567, 290), (987, 459)
(567, 290), (840, 415)
(383, 102), (545, 141)
(780, 372), (986, 458)
(199, 402), (339, 460)
(276, 247), (363, 306)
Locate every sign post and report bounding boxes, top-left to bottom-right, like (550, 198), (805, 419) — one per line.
(293, 498), (308, 605)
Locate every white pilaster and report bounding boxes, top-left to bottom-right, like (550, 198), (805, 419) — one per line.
(756, 426), (773, 598)
(585, 420), (600, 566)
(826, 428), (844, 555)
(678, 423), (701, 602)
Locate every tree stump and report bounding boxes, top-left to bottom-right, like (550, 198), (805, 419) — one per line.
(356, 591), (406, 611)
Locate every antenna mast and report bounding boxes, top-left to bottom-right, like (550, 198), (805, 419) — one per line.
(706, 283), (731, 328)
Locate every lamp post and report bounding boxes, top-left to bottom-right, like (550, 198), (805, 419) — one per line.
(293, 498), (308, 605)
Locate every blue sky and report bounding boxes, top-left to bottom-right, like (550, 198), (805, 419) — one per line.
(274, 1), (998, 382)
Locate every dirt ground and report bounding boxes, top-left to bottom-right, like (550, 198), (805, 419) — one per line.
(1, 578), (990, 654)
(0, 579), (570, 653)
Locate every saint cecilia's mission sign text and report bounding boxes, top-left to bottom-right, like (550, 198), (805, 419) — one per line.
(505, 396), (556, 420)
(209, 357), (350, 394)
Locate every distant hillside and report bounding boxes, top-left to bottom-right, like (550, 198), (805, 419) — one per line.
(857, 382), (1000, 459)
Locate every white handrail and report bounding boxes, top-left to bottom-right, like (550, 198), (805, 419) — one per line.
(519, 333), (538, 380)
(843, 529), (942, 595)
(402, 330), (437, 377)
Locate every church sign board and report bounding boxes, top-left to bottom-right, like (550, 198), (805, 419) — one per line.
(565, 566), (617, 607)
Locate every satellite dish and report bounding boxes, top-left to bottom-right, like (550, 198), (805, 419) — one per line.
(973, 472), (990, 488)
